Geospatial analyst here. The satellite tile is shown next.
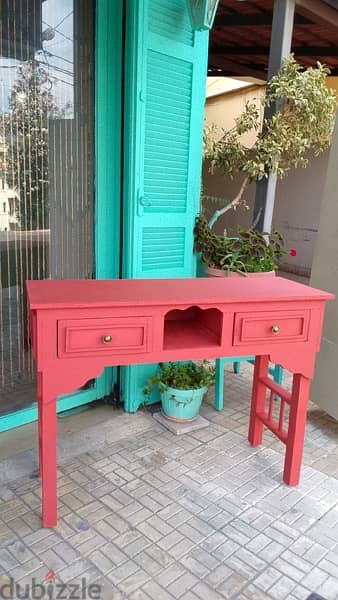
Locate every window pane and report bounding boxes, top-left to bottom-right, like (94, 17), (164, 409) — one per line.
(0, 0), (95, 416)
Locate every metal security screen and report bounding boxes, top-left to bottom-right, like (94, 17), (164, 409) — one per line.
(0, 0), (94, 416)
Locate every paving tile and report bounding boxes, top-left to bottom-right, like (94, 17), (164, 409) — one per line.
(129, 589), (153, 600)
(303, 543), (329, 565)
(193, 581), (225, 600)
(179, 593), (201, 600)
(259, 541), (285, 562)
(179, 523), (207, 545)
(146, 514), (174, 536)
(118, 569), (151, 595)
(146, 544), (175, 569)
(268, 575), (297, 600)
(53, 540), (81, 563)
(314, 575), (338, 600)
(8, 556), (44, 582)
(234, 547), (267, 572)
(181, 554), (210, 579)
(143, 580), (175, 600)
(158, 530), (185, 551)
(134, 550), (164, 577)
(200, 531), (228, 553)
(57, 558), (93, 583)
(288, 585), (314, 600)
(167, 572), (200, 599)
(255, 567), (282, 592)
(301, 567), (329, 590)
(216, 572), (247, 598)
(205, 564), (233, 588)
(100, 542), (128, 567)
(213, 538), (241, 561)
(107, 558), (139, 585)
(155, 563), (187, 588)
(242, 584), (274, 600)
(167, 537), (196, 559)
(189, 547), (220, 571)
(0, 548), (21, 571)
(88, 548), (117, 574)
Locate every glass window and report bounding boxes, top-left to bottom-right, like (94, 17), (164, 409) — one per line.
(0, 0), (95, 415)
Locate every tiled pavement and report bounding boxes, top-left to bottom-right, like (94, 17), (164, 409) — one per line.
(1, 364), (338, 599)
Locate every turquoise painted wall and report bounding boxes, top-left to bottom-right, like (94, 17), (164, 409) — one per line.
(121, 0), (209, 411)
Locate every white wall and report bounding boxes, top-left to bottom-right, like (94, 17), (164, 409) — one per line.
(273, 152), (329, 275)
(310, 116), (338, 420)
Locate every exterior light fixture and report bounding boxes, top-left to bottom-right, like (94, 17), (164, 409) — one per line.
(187, 0), (220, 31)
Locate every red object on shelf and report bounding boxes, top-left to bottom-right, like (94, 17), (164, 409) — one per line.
(27, 277), (334, 528)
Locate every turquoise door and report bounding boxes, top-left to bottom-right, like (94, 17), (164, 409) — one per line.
(121, 0), (209, 411)
(0, 0), (122, 431)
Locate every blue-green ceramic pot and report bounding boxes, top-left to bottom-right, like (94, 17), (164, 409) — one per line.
(160, 385), (207, 421)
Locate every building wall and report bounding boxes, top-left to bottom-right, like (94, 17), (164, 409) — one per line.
(205, 84), (265, 147)
(310, 114), (338, 420)
(0, 186), (19, 232)
(273, 152), (329, 275)
(203, 83), (334, 275)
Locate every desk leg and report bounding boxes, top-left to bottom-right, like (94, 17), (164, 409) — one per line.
(248, 355), (269, 446)
(37, 373), (42, 477)
(39, 390), (57, 528)
(284, 374), (310, 486)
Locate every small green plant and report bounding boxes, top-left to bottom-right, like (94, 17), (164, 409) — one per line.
(143, 361), (215, 407)
(194, 215), (288, 274)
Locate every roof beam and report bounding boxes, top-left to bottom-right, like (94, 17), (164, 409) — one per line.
(296, 0), (338, 29)
(208, 56), (267, 79)
(214, 13), (310, 27)
(210, 44), (338, 56)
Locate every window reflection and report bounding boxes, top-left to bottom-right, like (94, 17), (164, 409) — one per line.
(0, 0), (94, 409)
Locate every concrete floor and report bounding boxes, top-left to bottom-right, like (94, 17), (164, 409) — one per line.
(1, 363), (338, 600)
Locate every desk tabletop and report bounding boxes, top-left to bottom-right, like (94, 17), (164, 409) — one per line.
(26, 277), (334, 310)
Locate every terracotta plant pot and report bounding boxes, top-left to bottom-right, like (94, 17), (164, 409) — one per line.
(205, 265), (275, 278)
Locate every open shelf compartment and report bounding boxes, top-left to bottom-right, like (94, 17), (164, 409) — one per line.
(163, 306), (223, 350)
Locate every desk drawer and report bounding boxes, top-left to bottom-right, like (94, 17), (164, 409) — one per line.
(58, 317), (153, 358)
(233, 310), (310, 346)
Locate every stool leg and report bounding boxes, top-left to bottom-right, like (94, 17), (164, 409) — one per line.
(233, 361), (240, 374)
(215, 358), (225, 411)
(40, 394), (57, 528)
(248, 355), (269, 446)
(283, 374), (310, 486)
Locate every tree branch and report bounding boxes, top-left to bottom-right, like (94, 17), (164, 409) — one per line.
(208, 177), (250, 229)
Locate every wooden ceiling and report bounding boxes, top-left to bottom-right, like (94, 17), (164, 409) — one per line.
(209, 0), (338, 79)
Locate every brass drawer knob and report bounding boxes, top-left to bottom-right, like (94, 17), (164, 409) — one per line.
(271, 325), (280, 334)
(102, 335), (112, 344)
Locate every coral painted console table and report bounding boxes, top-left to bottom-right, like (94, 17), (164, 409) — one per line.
(27, 277), (334, 528)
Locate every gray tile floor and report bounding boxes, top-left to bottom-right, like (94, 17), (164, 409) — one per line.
(1, 363), (338, 600)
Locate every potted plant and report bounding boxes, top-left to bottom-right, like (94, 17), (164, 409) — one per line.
(194, 217), (293, 276)
(143, 361), (215, 422)
(196, 56), (335, 276)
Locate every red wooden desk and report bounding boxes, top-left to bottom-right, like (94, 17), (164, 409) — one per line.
(27, 277), (334, 528)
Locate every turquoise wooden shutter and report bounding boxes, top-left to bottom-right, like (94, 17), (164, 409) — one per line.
(122, 0), (209, 411)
